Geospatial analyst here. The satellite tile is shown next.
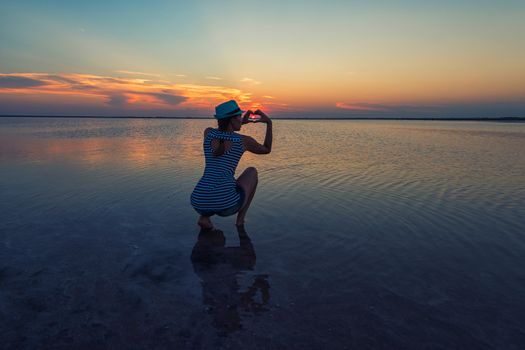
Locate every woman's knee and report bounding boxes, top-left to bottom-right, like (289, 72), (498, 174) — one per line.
(238, 167), (258, 188)
(246, 166), (258, 179)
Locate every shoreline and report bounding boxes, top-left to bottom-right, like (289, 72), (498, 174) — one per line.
(1, 115), (524, 122)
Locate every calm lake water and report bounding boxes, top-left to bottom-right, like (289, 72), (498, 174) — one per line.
(1, 117), (524, 349)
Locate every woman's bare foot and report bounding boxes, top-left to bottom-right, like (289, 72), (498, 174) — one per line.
(198, 215), (213, 230)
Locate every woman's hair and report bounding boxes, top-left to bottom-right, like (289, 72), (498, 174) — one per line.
(213, 116), (235, 157)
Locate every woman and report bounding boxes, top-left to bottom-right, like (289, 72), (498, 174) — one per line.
(190, 100), (273, 229)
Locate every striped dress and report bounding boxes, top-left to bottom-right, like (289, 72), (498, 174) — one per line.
(190, 128), (245, 212)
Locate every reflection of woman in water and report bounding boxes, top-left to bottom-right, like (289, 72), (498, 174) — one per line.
(191, 227), (270, 334)
(190, 100), (273, 229)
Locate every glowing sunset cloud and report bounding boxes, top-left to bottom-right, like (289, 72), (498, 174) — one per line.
(115, 70), (161, 77)
(0, 72), (297, 116)
(335, 102), (388, 112)
(0, 73), (271, 114)
(241, 78), (261, 85)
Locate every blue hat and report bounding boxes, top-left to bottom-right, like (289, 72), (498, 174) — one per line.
(214, 100), (244, 119)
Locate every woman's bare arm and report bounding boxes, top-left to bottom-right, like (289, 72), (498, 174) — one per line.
(243, 110), (272, 154)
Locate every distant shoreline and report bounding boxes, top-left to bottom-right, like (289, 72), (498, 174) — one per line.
(1, 115), (524, 122)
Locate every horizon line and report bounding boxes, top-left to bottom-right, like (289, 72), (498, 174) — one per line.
(1, 115), (524, 122)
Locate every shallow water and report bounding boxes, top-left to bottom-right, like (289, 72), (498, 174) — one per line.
(1, 117), (524, 349)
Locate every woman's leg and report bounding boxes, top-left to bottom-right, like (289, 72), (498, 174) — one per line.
(197, 215), (213, 229)
(235, 167), (258, 226)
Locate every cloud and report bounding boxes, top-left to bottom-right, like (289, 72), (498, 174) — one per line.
(335, 102), (389, 111)
(205, 76), (222, 80)
(46, 75), (80, 85)
(241, 77), (261, 85)
(99, 76), (134, 84)
(115, 70), (161, 77)
(263, 95), (275, 99)
(148, 92), (187, 105)
(176, 83), (251, 106)
(0, 75), (47, 88)
(107, 94), (127, 106)
(0, 72), (252, 114)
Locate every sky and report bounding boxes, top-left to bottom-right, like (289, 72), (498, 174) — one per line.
(0, 0), (524, 118)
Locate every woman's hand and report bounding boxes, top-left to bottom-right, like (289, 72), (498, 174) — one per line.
(242, 110), (254, 124)
(254, 109), (271, 124)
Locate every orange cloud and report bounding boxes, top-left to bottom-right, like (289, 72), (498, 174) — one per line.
(335, 102), (388, 111)
(0, 73), (255, 112)
(114, 70), (161, 77)
(241, 77), (261, 85)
